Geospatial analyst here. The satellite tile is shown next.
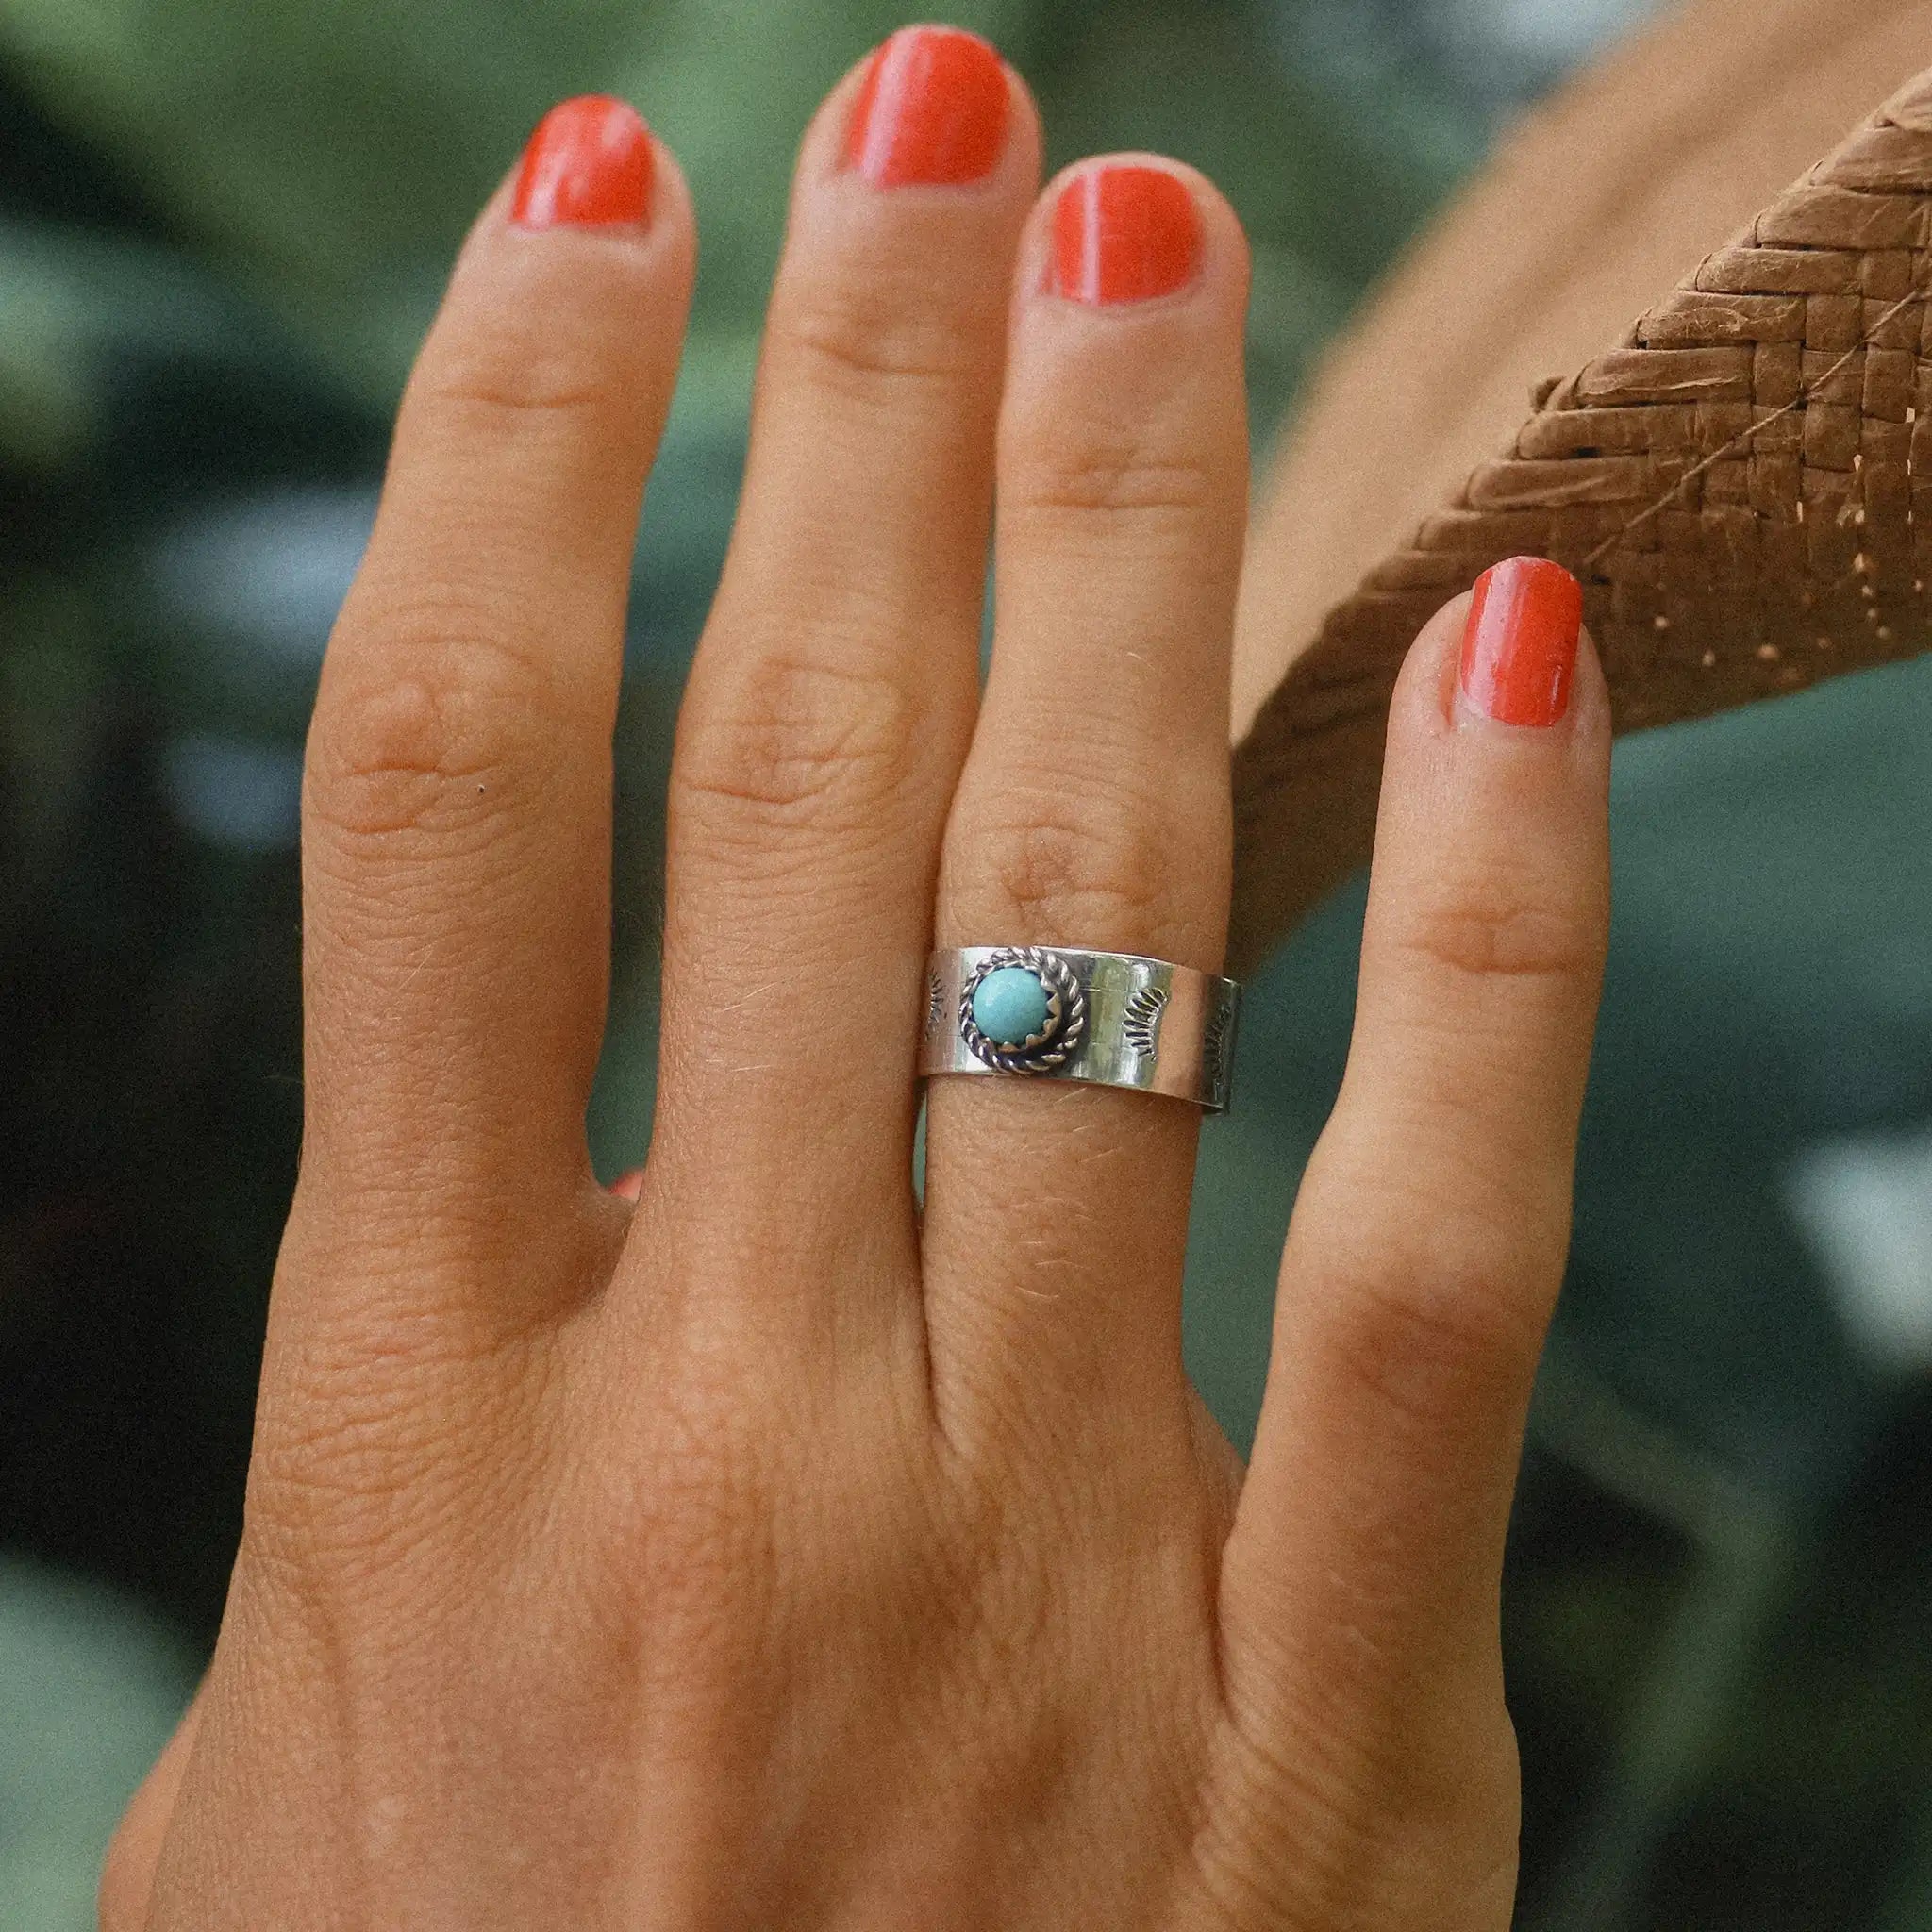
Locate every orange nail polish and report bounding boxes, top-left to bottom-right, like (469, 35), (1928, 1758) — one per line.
(1458, 558), (1584, 727)
(1049, 165), (1202, 306)
(844, 26), (1009, 187)
(513, 95), (654, 229)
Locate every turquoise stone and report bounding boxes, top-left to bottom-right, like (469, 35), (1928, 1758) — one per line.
(972, 964), (1051, 1047)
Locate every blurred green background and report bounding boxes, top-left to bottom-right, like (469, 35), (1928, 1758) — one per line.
(6, 1), (1932, 1926)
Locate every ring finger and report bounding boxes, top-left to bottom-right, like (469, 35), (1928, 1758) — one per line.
(923, 158), (1251, 1440)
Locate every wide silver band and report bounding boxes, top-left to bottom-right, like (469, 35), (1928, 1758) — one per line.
(918, 946), (1241, 1113)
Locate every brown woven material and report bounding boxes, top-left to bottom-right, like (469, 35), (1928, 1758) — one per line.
(1229, 0), (1932, 971)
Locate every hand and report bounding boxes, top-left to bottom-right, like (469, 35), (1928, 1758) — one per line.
(105, 33), (1610, 1930)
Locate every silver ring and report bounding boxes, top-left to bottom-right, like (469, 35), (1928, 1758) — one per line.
(918, 946), (1241, 1113)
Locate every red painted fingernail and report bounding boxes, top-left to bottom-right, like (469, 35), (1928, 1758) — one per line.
(513, 95), (654, 229)
(843, 26), (1009, 187)
(1458, 557), (1583, 727)
(1049, 164), (1202, 306)
(607, 1168), (646, 1202)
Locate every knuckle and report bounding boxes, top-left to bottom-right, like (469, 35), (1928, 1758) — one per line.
(239, 1333), (539, 1600)
(777, 281), (983, 399)
(614, 1438), (772, 1640)
(1208, 1698), (1522, 1930)
(582, 1354), (788, 1652)
(1391, 870), (1602, 988)
(246, 1366), (465, 1543)
(1014, 443), (1220, 527)
(1311, 1224), (1548, 1440)
(954, 769), (1223, 956)
(407, 325), (627, 433)
(1005, 387), (1224, 541)
(672, 648), (919, 843)
(307, 624), (563, 847)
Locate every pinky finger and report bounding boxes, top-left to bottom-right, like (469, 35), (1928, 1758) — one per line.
(1217, 561), (1610, 1848)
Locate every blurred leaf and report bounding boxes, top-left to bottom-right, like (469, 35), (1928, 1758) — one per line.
(0, 219), (242, 464)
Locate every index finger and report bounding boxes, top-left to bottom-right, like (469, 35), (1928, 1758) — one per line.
(298, 100), (694, 1276)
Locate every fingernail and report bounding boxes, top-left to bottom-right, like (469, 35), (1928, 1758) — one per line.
(513, 95), (655, 229)
(1458, 557), (1583, 727)
(1049, 164), (1202, 306)
(607, 1169), (646, 1202)
(843, 25), (1009, 187)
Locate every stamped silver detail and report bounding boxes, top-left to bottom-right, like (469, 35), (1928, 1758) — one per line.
(957, 946), (1088, 1074)
(1122, 984), (1169, 1060)
(1201, 994), (1235, 1091)
(924, 968), (945, 1040)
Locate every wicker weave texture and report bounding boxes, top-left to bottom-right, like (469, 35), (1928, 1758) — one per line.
(1232, 65), (1932, 965)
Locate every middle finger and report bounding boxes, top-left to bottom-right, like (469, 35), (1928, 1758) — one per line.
(648, 30), (1039, 1264)
(924, 158), (1251, 1434)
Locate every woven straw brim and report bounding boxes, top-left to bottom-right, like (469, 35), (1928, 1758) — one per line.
(1229, 0), (1932, 971)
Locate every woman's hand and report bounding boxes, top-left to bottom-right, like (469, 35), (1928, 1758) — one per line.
(105, 31), (1610, 1930)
